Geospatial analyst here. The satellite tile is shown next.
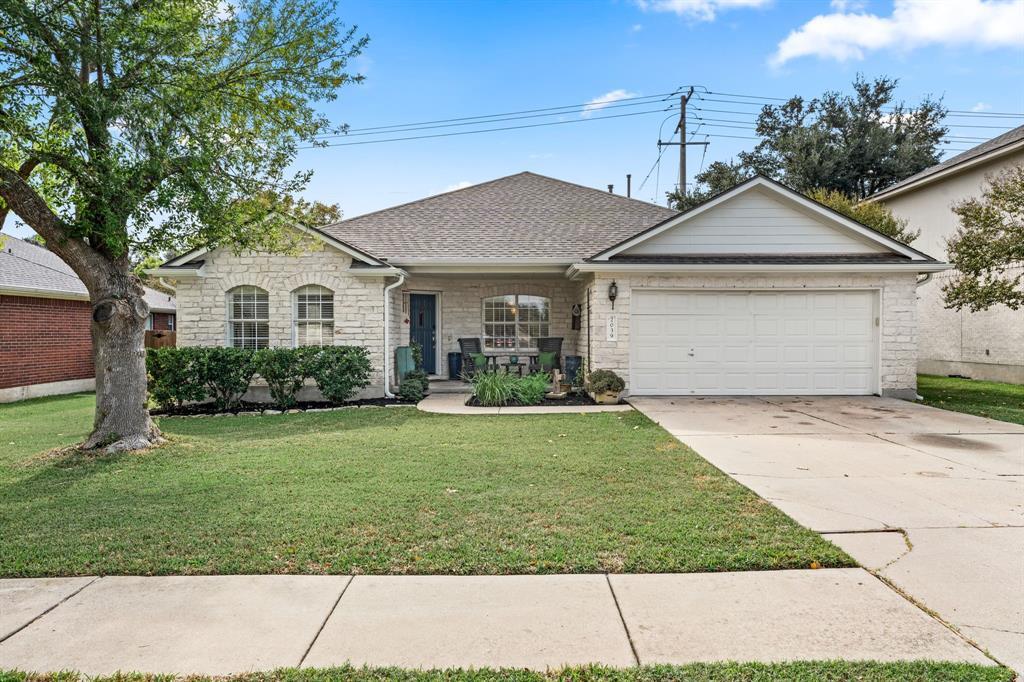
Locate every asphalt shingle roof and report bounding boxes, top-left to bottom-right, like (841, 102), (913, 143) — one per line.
(0, 233), (175, 311)
(873, 125), (1024, 199)
(320, 172), (678, 262)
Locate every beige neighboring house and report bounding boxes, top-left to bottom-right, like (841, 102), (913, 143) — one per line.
(873, 126), (1024, 384)
(150, 172), (947, 401)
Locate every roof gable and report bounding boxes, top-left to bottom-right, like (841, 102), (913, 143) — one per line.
(164, 215), (387, 268)
(320, 172), (678, 263)
(591, 176), (934, 262)
(871, 125), (1024, 201)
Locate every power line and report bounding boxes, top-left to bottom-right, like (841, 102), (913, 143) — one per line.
(324, 90), (684, 139)
(299, 105), (681, 149)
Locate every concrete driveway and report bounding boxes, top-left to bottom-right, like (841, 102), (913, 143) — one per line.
(630, 395), (1024, 673)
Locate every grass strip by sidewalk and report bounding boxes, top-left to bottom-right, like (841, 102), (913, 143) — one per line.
(917, 374), (1024, 425)
(0, 393), (851, 576)
(0, 662), (1014, 682)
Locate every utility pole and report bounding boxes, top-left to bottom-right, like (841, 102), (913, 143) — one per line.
(658, 87), (709, 197)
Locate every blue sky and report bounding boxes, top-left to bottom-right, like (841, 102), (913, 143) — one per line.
(296, 0), (1024, 218)
(4, 0), (1024, 238)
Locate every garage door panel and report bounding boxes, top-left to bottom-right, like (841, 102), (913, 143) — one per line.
(630, 290), (877, 395)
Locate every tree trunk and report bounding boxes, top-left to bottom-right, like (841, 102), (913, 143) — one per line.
(82, 275), (164, 452)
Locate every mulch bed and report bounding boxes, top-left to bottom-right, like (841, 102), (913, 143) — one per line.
(465, 392), (598, 408)
(151, 396), (417, 417)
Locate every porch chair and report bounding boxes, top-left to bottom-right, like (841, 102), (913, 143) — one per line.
(532, 337), (563, 374)
(457, 337), (489, 379)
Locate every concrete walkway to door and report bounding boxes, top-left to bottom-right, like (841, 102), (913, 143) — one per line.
(630, 395), (1024, 674)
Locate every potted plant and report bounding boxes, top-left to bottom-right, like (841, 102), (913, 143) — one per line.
(588, 369), (625, 404)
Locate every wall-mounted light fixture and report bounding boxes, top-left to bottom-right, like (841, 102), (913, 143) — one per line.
(608, 280), (618, 309)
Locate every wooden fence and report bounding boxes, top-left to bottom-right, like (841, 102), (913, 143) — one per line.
(144, 330), (176, 349)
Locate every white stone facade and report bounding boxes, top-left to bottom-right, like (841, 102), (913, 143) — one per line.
(173, 243), (922, 398)
(580, 272), (920, 398)
(173, 239), (388, 396)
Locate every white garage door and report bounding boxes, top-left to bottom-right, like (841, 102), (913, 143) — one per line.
(630, 290), (878, 395)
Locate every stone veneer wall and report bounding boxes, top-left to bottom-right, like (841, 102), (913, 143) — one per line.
(391, 276), (583, 379)
(584, 272), (920, 398)
(915, 267), (1024, 384)
(173, 240), (388, 397)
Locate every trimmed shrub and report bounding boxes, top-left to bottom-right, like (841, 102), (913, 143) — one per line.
(589, 369), (625, 395)
(254, 347), (309, 409)
(512, 372), (550, 406)
(146, 347), (204, 409)
(398, 368), (428, 402)
(306, 345), (373, 403)
(196, 347), (257, 411)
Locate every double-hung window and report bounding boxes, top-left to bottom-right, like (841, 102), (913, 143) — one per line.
(293, 285), (334, 347)
(482, 294), (550, 351)
(227, 286), (270, 349)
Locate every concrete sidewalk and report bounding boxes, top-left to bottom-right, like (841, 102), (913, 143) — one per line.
(0, 569), (994, 676)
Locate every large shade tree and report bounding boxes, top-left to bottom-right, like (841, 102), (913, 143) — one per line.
(667, 76), (948, 210)
(0, 0), (366, 451)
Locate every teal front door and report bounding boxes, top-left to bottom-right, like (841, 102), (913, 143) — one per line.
(409, 293), (437, 374)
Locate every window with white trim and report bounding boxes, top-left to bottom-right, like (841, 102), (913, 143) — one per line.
(227, 286), (270, 349)
(482, 295), (550, 351)
(293, 285), (334, 347)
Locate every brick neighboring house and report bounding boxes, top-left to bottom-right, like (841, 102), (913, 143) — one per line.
(0, 233), (176, 402)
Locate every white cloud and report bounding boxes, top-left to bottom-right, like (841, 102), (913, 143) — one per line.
(634, 0), (771, 22)
(971, 102), (993, 111)
(581, 89), (639, 118)
(772, 0), (1024, 66)
(443, 181), (473, 193)
(630, 23), (644, 32)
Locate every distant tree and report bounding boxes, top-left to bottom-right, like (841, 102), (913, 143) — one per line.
(806, 189), (919, 245)
(740, 76), (946, 199)
(245, 191), (342, 227)
(0, 1), (366, 452)
(666, 160), (753, 211)
(944, 166), (1024, 312)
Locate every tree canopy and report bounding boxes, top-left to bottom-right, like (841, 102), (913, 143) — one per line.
(0, 0), (366, 451)
(944, 166), (1024, 311)
(667, 75), (947, 210)
(806, 188), (919, 245)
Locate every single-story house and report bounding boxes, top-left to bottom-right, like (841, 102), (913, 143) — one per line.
(872, 125), (1024, 384)
(0, 233), (176, 402)
(150, 172), (947, 400)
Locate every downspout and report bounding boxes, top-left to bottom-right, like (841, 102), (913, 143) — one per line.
(916, 272), (933, 287)
(382, 271), (406, 398)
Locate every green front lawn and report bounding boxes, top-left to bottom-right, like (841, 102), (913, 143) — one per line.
(0, 662), (1013, 682)
(918, 374), (1024, 425)
(0, 393), (851, 577)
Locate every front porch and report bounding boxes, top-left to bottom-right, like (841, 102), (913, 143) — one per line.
(389, 273), (590, 382)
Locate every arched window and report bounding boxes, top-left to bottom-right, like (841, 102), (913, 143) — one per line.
(482, 294), (550, 351)
(293, 285), (334, 347)
(227, 286), (270, 349)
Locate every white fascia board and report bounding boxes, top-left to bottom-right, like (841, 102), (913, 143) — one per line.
(348, 267), (407, 278)
(568, 261), (951, 276)
(0, 285), (89, 301)
(593, 176), (932, 262)
(146, 265), (206, 278)
(871, 139), (1024, 202)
